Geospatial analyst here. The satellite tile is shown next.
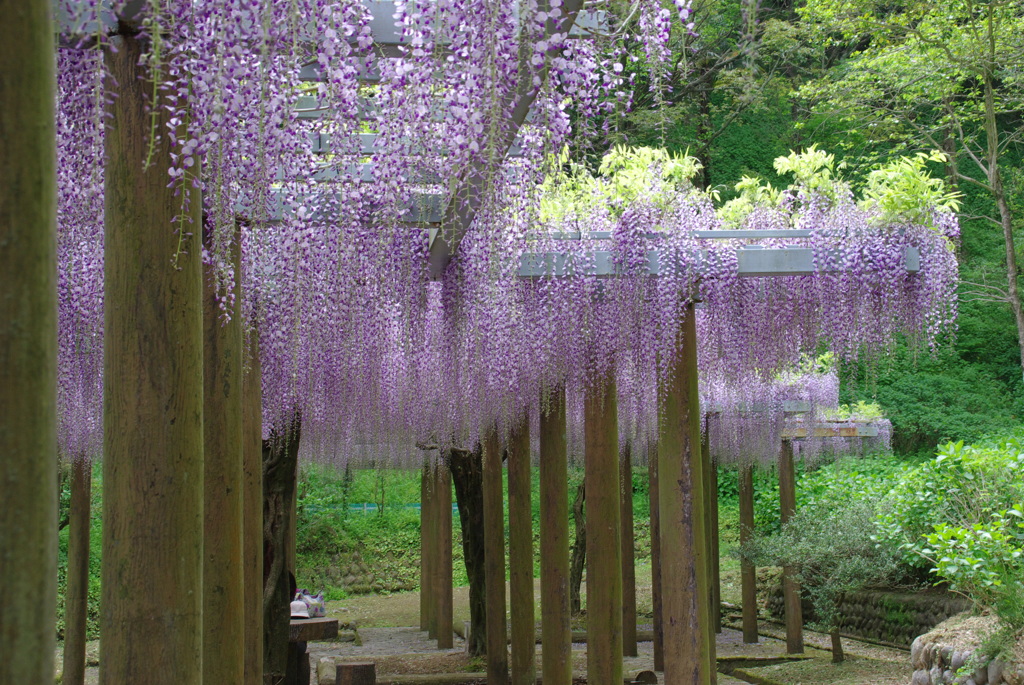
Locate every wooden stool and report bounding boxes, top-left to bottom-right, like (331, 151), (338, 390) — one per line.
(287, 617), (339, 685)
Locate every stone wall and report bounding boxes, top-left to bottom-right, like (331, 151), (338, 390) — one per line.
(910, 613), (1024, 685)
(765, 586), (970, 647)
(300, 551), (418, 595)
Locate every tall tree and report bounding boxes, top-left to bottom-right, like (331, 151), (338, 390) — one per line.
(798, 0), (1024, 378)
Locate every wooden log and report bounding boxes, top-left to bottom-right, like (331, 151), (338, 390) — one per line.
(483, 426), (509, 685)
(778, 440), (803, 654)
(658, 302), (713, 685)
(585, 372), (623, 685)
(63, 458), (91, 685)
(101, 32), (204, 685)
(540, 385), (572, 685)
(203, 220), (245, 684)
(620, 443), (638, 657)
(289, 617), (339, 642)
(436, 461), (454, 649)
(243, 332), (264, 684)
(338, 661), (377, 685)
(647, 442), (664, 672)
(508, 413), (536, 685)
(738, 465), (758, 644)
(0, 4), (57, 683)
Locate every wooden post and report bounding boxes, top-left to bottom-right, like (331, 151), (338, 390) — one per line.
(203, 223), (245, 684)
(420, 461), (430, 631)
(243, 332), (264, 683)
(0, 3), (57, 683)
(738, 464), (758, 644)
(585, 372), (623, 685)
(540, 385), (572, 685)
(647, 442), (664, 672)
(101, 32), (204, 685)
(620, 443), (638, 657)
(436, 461), (454, 649)
(701, 438), (721, 634)
(508, 413), (535, 685)
(658, 302), (714, 685)
(63, 458), (91, 685)
(426, 461), (439, 640)
(337, 661), (376, 685)
(288, 464), (299, 575)
(779, 440), (803, 654)
(483, 426), (509, 685)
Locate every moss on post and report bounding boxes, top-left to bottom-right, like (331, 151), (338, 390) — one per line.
(101, 32), (204, 685)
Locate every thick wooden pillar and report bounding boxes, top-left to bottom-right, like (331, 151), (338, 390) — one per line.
(508, 414), (535, 685)
(101, 33), (204, 685)
(779, 440), (803, 654)
(436, 461), (454, 649)
(540, 386), (572, 685)
(585, 373), (623, 685)
(63, 458), (91, 685)
(483, 427), (509, 685)
(738, 464), (758, 644)
(0, 3), (57, 683)
(243, 333), (264, 683)
(658, 302), (714, 685)
(647, 442), (664, 672)
(420, 461), (431, 631)
(620, 443), (638, 657)
(425, 461), (438, 638)
(203, 224), (245, 684)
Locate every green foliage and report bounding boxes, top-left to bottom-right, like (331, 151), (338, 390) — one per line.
(743, 494), (903, 632)
(875, 437), (1024, 574)
(860, 151), (961, 227)
(821, 401), (886, 422)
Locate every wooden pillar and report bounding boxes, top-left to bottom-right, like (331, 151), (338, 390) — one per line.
(287, 465), (298, 575)
(0, 3), (57, 683)
(779, 440), (803, 654)
(620, 443), (638, 657)
(738, 464), (758, 644)
(63, 458), (91, 685)
(101, 32), (204, 685)
(425, 461), (438, 639)
(483, 426), (509, 685)
(647, 442), (664, 672)
(508, 414), (535, 685)
(203, 222), (245, 684)
(701, 438), (721, 634)
(420, 461), (431, 631)
(658, 302), (714, 685)
(540, 386), (572, 685)
(436, 461), (454, 649)
(243, 333), (264, 683)
(585, 372), (622, 685)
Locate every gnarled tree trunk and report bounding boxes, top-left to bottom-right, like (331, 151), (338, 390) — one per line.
(450, 444), (486, 657)
(569, 480), (586, 616)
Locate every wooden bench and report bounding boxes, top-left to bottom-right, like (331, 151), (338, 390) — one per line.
(287, 617), (339, 685)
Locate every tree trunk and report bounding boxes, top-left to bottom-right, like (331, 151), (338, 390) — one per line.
(243, 332), (264, 684)
(263, 420), (302, 681)
(570, 480), (586, 616)
(63, 458), (91, 685)
(203, 222), (245, 684)
(451, 444), (487, 657)
(585, 373), (623, 685)
(0, 5), (57, 681)
(101, 31), (204, 685)
(540, 386), (572, 685)
(508, 414), (536, 685)
(483, 427), (509, 685)
(831, 629), (844, 664)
